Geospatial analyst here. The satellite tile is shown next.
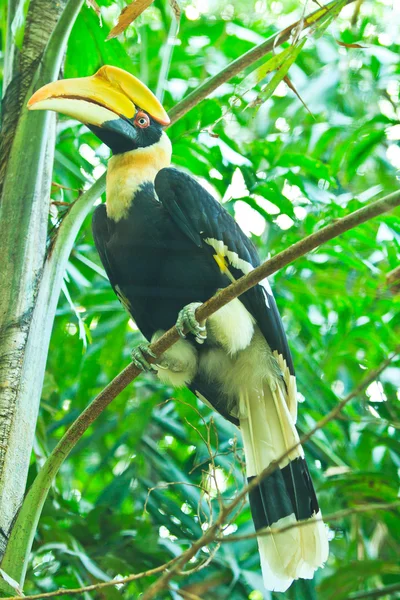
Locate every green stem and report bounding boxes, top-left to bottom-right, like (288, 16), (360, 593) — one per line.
(0, 0), (83, 592)
(0, 179), (104, 593)
(156, 16), (179, 102)
(38, 0), (84, 82)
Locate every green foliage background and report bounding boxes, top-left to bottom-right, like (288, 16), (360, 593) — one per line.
(2, 0), (400, 598)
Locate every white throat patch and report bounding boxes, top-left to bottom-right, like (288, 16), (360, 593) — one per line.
(106, 132), (172, 222)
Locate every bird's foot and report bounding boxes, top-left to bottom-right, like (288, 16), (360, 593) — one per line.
(176, 302), (207, 344)
(131, 343), (157, 372)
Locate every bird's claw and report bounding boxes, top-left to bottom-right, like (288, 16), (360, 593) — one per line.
(176, 302), (207, 344)
(131, 343), (157, 372)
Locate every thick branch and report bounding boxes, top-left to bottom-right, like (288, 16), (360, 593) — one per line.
(44, 190), (400, 470)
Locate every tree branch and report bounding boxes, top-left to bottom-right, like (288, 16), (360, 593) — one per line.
(52, 0), (357, 254)
(43, 190), (400, 485)
(4, 501), (398, 600)
(348, 583), (400, 600)
(386, 265), (400, 293)
(215, 501), (400, 544)
(0, 0), (366, 585)
(3, 557), (180, 600)
(168, 0), (357, 124)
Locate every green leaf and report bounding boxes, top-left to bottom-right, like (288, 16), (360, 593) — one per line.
(64, 4), (133, 78)
(253, 39), (307, 106)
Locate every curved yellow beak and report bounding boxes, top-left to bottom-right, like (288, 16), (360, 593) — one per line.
(27, 65), (170, 127)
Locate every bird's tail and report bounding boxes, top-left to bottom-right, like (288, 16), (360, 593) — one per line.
(239, 379), (329, 592)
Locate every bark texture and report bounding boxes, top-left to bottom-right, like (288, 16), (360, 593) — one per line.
(0, 0), (80, 557)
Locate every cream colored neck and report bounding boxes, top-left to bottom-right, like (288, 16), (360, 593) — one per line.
(106, 132), (172, 222)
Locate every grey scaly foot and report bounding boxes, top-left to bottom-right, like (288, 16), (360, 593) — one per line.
(176, 302), (207, 344)
(131, 343), (157, 372)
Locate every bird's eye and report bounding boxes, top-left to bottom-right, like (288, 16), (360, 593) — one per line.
(135, 112), (150, 128)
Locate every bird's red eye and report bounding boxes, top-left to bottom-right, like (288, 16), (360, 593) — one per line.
(135, 112), (150, 128)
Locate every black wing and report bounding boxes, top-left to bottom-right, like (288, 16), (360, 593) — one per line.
(92, 204), (115, 286)
(154, 167), (295, 377)
(92, 203), (134, 317)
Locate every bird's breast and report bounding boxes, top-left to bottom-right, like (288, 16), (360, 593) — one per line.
(105, 133), (172, 222)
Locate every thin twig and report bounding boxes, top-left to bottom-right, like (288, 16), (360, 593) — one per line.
(51, 182), (82, 193)
(348, 582), (400, 600)
(174, 589), (202, 600)
(4, 556), (180, 600)
(4, 502), (398, 600)
(351, 0), (365, 26)
(51, 201), (71, 207)
(156, 17), (179, 102)
(215, 501), (400, 543)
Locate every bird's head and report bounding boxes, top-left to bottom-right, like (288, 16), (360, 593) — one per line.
(27, 65), (170, 155)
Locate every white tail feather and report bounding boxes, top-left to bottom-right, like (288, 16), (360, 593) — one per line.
(240, 381), (329, 592)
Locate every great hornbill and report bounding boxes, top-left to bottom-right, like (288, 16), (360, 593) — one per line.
(28, 65), (328, 592)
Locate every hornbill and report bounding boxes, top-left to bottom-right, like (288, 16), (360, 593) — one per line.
(28, 65), (329, 592)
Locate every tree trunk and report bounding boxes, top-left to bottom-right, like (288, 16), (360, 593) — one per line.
(0, 0), (83, 558)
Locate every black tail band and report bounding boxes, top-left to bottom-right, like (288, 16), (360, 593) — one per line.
(248, 457), (319, 530)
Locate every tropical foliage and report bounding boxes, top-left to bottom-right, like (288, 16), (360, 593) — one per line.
(0, 0), (399, 598)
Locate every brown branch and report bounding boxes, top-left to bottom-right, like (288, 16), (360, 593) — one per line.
(4, 557), (180, 600)
(36, 188), (400, 487)
(5, 503), (398, 600)
(386, 265), (400, 293)
(168, 0), (357, 124)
